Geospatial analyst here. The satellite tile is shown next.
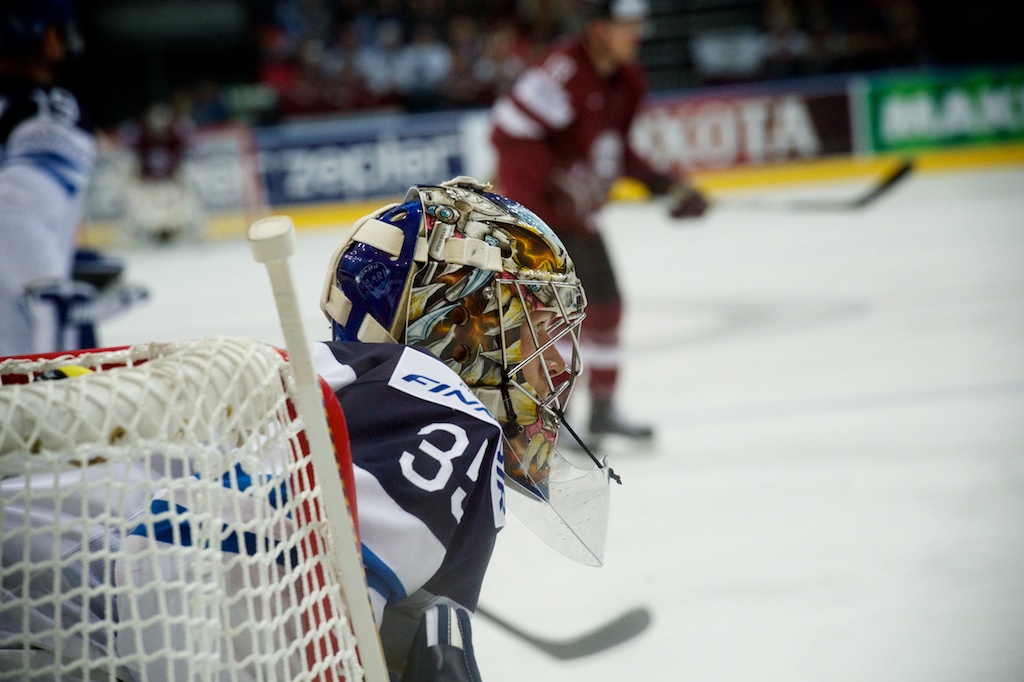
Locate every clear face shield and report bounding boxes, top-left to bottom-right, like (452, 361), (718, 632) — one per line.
(491, 275), (613, 567)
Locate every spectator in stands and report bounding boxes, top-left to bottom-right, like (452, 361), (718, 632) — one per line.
(760, 0), (811, 79)
(474, 16), (531, 99)
(837, 2), (890, 71)
(405, 0), (449, 40)
(252, 0), (580, 117)
(355, 18), (405, 108)
(517, 0), (578, 58)
(321, 22), (376, 112)
(802, 0), (845, 75)
(256, 25), (299, 119)
(279, 37), (332, 117)
(294, 0), (338, 47)
(441, 14), (492, 109)
(879, 0), (924, 67)
(396, 21), (453, 111)
(190, 78), (229, 125)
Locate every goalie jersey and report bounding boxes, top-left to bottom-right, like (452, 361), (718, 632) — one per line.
(312, 341), (506, 620)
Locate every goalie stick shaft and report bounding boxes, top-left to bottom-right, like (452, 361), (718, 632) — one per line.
(476, 605), (652, 660)
(715, 157), (915, 211)
(249, 216), (390, 682)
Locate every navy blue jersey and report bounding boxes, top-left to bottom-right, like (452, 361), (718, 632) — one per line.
(313, 341), (505, 618)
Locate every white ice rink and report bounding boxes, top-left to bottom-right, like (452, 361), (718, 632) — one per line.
(103, 164), (1024, 681)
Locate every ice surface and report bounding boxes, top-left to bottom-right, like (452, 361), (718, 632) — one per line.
(102, 165), (1024, 681)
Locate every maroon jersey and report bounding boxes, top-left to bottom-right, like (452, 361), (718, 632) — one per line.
(121, 118), (191, 182)
(490, 38), (662, 234)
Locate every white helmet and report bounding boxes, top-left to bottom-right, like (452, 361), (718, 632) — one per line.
(321, 177), (611, 565)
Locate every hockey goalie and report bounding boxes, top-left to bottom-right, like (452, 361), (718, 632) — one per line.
(2, 178), (614, 681)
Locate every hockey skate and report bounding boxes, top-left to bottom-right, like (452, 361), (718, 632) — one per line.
(589, 400), (654, 441)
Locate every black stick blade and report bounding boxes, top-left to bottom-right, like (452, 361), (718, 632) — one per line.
(477, 605), (653, 661)
(850, 157), (915, 208)
(714, 157), (916, 212)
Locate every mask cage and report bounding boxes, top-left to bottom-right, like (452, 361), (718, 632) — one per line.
(496, 277), (586, 434)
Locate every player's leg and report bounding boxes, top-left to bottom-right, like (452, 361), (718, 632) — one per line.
(555, 231), (653, 442)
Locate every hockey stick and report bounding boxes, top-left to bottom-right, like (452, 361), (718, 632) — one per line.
(476, 605), (652, 660)
(248, 216), (390, 682)
(715, 157), (915, 211)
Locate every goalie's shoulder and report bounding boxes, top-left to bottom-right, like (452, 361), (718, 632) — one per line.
(314, 341), (497, 427)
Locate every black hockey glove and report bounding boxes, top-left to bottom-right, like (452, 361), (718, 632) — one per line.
(667, 182), (709, 219)
(648, 173), (709, 219)
(401, 604), (482, 682)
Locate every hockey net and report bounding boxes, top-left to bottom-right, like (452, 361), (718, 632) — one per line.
(0, 337), (366, 681)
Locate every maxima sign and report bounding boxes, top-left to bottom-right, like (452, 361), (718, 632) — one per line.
(866, 70), (1024, 151)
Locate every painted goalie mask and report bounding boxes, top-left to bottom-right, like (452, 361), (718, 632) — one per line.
(320, 177), (610, 565)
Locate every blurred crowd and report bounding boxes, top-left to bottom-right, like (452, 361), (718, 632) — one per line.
(160, 0), (1001, 128)
(767, 0), (918, 81)
(690, 0), (926, 85)
(243, 0), (579, 122)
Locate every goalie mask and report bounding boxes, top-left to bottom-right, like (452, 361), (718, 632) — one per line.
(320, 177), (610, 565)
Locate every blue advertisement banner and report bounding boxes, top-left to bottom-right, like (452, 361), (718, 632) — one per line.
(255, 113), (466, 206)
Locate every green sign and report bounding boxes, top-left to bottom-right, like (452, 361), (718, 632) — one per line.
(864, 69), (1024, 152)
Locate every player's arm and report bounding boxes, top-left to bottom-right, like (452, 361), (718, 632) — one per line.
(620, 70), (708, 220)
(490, 57), (585, 230)
(625, 140), (708, 220)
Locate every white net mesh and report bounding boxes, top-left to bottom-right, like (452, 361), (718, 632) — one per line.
(0, 337), (364, 681)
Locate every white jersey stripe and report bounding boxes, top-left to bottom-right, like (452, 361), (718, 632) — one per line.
(491, 97), (545, 140)
(511, 68), (575, 130)
(312, 342), (358, 391)
(352, 463), (447, 600)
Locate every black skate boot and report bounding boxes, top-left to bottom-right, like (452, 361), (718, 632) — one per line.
(589, 399), (654, 440)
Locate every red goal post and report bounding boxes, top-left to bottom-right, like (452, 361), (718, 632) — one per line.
(0, 337), (372, 681)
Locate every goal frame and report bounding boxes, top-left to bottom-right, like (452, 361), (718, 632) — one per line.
(0, 337), (375, 681)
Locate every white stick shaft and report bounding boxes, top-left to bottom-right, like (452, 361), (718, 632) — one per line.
(250, 219), (389, 682)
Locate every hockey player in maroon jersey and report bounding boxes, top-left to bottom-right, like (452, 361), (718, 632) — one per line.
(490, 0), (708, 446)
(120, 102), (202, 243)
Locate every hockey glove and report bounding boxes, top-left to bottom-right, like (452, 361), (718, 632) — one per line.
(667, 183), (709, 219)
